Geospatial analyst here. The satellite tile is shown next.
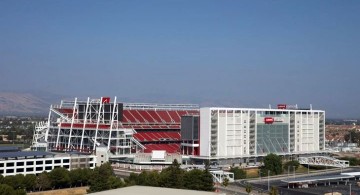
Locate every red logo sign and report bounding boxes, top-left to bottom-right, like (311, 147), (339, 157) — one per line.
(277, 104), (287, 109)
(101, 97), (110, 104)
(264, 117), (274, 124)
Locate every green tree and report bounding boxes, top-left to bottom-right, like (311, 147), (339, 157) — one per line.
(49, 167), (71, 189)
(36, 172), (51, 191)
(125, 173), (138, 186)
(229, 166), (247, 179)
(107, 176), (124, 189)
(23, 174), (36, 192)
(340, 157), (360, 166)
(6, 127), (17, 141)
(269, 186), (278, 195)
(159, 159), (184, 188)
(200, 169), (215, 191)
(344, 130), (360, 145)
(80, 168), (93, 186)
(222, 177), (229, 187)
(69, 168), (83, 187)
(138, 171), (160, 186)
(245, 183), (252, 194)
(88, 163), (114, 193)
(14, 189), (26, 195)
(283, 160), (300, 172)
(14, 174), (25, 189)
(0, 184), (15, 195)
(3, 175), (18, 188)
(262, 153), (282, 176)
(184, 169), (204, 190)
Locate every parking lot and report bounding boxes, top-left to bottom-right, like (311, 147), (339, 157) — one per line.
(244, 168), (360, 195)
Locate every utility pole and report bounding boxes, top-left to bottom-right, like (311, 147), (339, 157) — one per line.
(349, 183), (352, 195)
(288, 166), (290, 179)
(259, 170), (262, 181)
(293, 166), (296, 179)
(268, 170), (270, 192)
(308, 164), (309, 174)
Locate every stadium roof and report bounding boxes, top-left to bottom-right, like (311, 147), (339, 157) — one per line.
(281, 174), (354, 183)
(0, 151), (54, 159)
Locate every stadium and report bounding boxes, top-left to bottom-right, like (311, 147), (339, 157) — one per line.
(31, 97), (327, 167)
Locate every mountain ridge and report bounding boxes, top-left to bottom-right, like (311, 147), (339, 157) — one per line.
(0, 92), (63, 116)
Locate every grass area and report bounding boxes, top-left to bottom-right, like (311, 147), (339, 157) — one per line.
(294, 165), (311, 174)
(245, 168), (260, 178)
(244, 165), (333, 179)
(27, 187), (88, 195)
(0, 143), (30, 149)
(285, 165), (332, 175)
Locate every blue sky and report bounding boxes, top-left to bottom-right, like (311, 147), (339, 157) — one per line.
(1, 1), (360, 118)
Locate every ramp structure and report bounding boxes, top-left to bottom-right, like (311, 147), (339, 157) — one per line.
(298, 156), (349, 168)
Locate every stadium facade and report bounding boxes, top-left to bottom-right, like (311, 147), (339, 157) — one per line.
(198, 106), (325, 160)
(32, 97), (199, 156)
(31, 97), (326, 166)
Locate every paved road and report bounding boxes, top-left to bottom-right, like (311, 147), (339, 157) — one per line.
(236, 167), (360, 195)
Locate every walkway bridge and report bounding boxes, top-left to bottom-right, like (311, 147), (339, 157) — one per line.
(298, 156), (349, 168)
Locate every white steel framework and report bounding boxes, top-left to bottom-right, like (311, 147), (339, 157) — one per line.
(298, 156), (349, 168)
(32, 97), (139, 155)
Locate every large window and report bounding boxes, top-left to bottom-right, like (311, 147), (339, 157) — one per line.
(6, 162), (14, 167)
(256, 124), (289, 154)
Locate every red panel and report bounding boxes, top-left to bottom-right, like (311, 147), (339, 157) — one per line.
(157, 111), (172, 123)
(264, 117), (274, 124)
(139, 110), (157, 123)
(123, 111), (137, 123)
(60, 123), (110, 129)
(167, 111), (179, 122)
(57, 108), (74, 114)
(101, 97), (110, 103)
(277, 104), (287, 109)
(143, 143), (180, 153)
(131, 110), (146, 123)
(147, 111), (163, 123)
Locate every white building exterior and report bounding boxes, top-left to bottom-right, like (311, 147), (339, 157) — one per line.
(0, 153), (96, 176)
(200, 107), (325, 158)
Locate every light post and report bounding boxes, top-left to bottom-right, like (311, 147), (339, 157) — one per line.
(349, 183), (352, 195)
(259, 170), (262, 181)
(268, 170), (270, 192)
(293, 166), (296, 179)
(288, 166), (290, 179)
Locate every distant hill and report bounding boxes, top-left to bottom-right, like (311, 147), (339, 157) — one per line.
(0, 91), (63, 116)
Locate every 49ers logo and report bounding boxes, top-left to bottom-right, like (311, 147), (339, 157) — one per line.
(264, 117), (274, 124)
